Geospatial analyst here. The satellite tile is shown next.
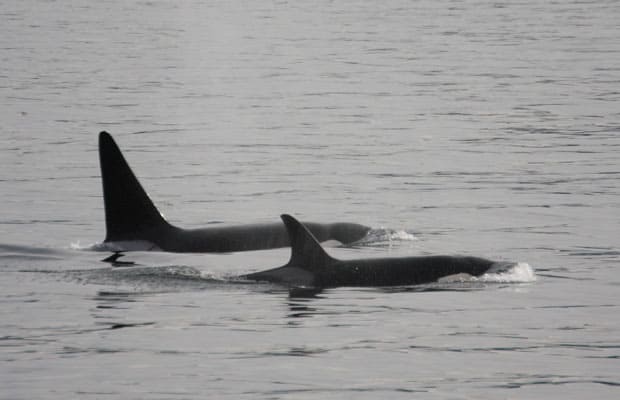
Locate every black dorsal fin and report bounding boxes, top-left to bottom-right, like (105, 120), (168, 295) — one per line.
(99, 131), (170, 242)
(281, 214), (335, 271)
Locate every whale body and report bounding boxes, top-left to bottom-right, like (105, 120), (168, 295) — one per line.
(244, 215), (512, 288)
(98, 131), (370, 252)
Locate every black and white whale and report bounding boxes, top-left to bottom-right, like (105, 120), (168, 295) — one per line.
(98, 131), (370, 252)
(244, 215), (513, 288)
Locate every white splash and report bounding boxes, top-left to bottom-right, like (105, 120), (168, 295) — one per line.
(355, 228), (417, 246)
(77, 240), (161, 252)
(389, 229), (417, 241)
(476, 262), (536, 283)
(437, 262), (536, 284)
(70, 241), (88, 250)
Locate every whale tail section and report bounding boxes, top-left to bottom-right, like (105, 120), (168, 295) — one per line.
(99, 131), (172, 243)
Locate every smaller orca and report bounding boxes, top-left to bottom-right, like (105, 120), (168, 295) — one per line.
(98, 131), (370, 252)
(244, 215), (513, 288)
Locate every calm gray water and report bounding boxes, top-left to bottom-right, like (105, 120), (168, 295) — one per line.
(2, 0), (619, 398)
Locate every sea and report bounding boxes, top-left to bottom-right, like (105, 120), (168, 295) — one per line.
(1, 0), (619, 399)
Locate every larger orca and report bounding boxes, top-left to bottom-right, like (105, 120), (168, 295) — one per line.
(244, 214), (512, 288)
(98, 131), (370, 252)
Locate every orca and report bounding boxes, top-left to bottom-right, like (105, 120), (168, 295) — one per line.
(244, 214), (513, 288)
(98, 131), (370, 252)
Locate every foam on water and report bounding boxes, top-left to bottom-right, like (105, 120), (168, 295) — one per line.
(437, 262), (536, 284)
(474, 262), (536, 283)
(354, 228), (417, 247)
(477, 262), (536, 283)
(390, 229), (417, 241)
(77, 240), (162, 252)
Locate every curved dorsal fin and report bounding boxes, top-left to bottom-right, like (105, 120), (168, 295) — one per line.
(99, 131), (170, 241)
(281, 214), (335, 271)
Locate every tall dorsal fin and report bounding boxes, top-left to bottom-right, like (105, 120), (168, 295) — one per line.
(281, 214), (335, 271)
(99, 131), (170, 242)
